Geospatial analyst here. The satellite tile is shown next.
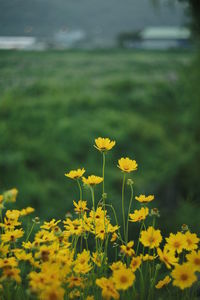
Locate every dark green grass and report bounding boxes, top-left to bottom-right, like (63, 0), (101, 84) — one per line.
(0, 49), (199, 234)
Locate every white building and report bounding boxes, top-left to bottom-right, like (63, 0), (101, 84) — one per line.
(0, 36), (45, 50)
(124, 27), (191, 50)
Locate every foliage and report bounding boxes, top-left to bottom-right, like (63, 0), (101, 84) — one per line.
(0, 139), (199, 300)
(1, 49), (198, 225)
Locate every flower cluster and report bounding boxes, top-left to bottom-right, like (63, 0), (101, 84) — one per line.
(0, 137), (199, 300)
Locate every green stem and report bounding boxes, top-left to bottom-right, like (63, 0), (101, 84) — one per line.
(121, 173), (126, 241)
(90, 187), (98, 251)
(126, 183), (133, 243)
(77, 179), (82, 200)
(102, 152), (106, 195)
(25, 222), (35, 242)
(105, 204), (123, 243)
(136, 220), (145, 255)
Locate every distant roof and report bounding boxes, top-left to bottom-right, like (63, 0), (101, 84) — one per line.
(0, 36), (36, 49)
(141, 27), (190, 40)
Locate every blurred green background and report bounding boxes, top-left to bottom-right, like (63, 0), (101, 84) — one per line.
(0, 0), (200, 236)
(0, 49), (199, 234)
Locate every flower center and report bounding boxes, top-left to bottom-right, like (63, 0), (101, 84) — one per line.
(180, 274), (188, 281)
(120, 275), (128, 283)
(194, 258), (200, 265)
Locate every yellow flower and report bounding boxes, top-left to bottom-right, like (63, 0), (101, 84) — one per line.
(69, 289), (81, 299)
(0, 257), (18, 268)
(92, 251), (104, 267)
(86, 296), (94, 300)
(135, 194), (154, 203)
(40, 286), (65, 300)
(157, 247), (178, 269)
(165, 232), (187, 254)
(112, 266), (135, 290)
(20, 207), (35, 216)
(155, 275), (171, 289)
(171, 263), (197, 290)
(2, 267), (21, 283)
(142, 254), (156, 261)
(94, 137), (116, 152)
(1, 229), (24, 243)
(129, 207), (149, 222)
(63, 218), (84, 236)
(111, 232), (118, 242)
(110, 261), (126, 272)
(120, 241), (135, 257)
(73, 200), (88, 214)
(6, 209), (21, 221)
(186, 250), (200, 271)
(74, 250), (92, 274)
(117, 157), (138, 173)
(96, 277), (119, 300)
(65, 168), (85, 180)
(184, 231), (199, 251)
(82, 175), (103, 186)
(140, 226), (162, 249)
(66, 276), (84, 288)
(3, 188), (18, 203)
(41, 219), (61, 231)
(130, 256), (142, 272)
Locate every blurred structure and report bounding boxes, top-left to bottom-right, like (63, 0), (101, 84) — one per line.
(53, 29), (86, 49)
(118, 26), (191, 49)
(0, 36), (45, 50)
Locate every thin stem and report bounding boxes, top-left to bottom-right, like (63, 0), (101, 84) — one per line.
(25, 222), (35, 242)
(121, 173), (126, 241)
(76, 179), (82, 200)
(126, 183), (133, 243)
(90, 187), (98, 251)
(136, 220), (145, 255)
(102, 152), (106, 195)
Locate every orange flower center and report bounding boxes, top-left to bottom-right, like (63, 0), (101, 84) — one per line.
(180, 274), (188, 281)
(120, 275), (128, 283)
(173, 241), (180, 248)
(194, 258), (200, 265)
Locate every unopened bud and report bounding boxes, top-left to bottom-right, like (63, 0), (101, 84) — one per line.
(127, 179), (134, 186)
(181, 224), (189, 232)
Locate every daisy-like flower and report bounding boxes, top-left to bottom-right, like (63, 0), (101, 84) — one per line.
(1, 229), (24, 243)
(186, 250), (200, 271)
(110, 261), (126, 272)
(155, 275), (171, 289)
(112, 266), (135, 290)
(142, 254), (156, 261)
(20, 207), (35, 216)
(40, 219), (61, 231)
(120, 241), (135, 257)
(65, 168), (85, 180)
(82, 175), (103, 186)
(129, 207), (149, 222)
(96, 277), (120, 300)
(171, 263), (197, 290)
(135, 194), (154, 204)
(165, 232), (187, 254)
(130, 256), (142, 272)
(94, 137), (116, 152)
(74, 250), (92, 274)
(73, 200), (88, 214)
(117, 157), (138, 173)
(140, 226), (162, 249)
(157, 246), (178, 269)
(184, 231), (199, 251)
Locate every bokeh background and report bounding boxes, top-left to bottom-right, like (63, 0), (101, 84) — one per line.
(0, 0), (199, 236)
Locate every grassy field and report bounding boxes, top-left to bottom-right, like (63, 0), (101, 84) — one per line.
(0, 49), (199, 233)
